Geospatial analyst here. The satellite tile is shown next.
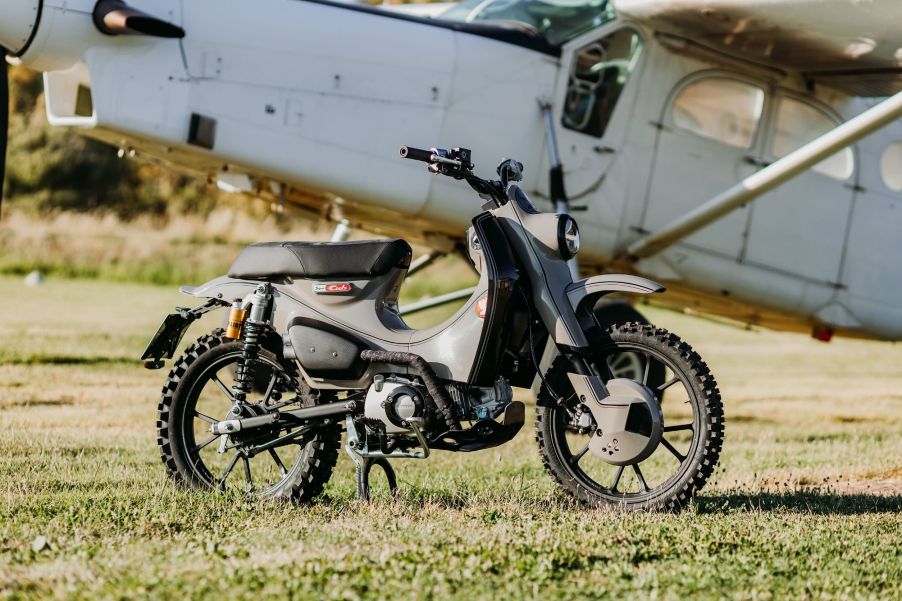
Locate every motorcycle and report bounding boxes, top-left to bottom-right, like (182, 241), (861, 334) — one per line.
(143, 146), (724, 511)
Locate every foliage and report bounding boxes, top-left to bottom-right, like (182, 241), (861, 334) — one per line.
(3, 67), (218, 220)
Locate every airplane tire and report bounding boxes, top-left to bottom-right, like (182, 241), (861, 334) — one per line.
(594, 303), (666, 391)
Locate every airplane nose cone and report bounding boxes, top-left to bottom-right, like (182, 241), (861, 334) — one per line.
(0, 0), (42, 56)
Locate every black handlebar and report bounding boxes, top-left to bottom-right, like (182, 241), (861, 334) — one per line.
(399, 144), (506, 205)
(399, 146), (434, 163)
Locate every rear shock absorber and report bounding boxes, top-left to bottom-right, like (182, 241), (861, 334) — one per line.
(232, 284), (272, 402)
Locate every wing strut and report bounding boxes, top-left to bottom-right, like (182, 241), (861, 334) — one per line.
(623, 88), (902, 260)
(539, 98), (580, 277)
(538, 99), (569, 214)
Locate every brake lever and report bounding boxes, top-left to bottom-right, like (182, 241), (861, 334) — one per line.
(428, 147), (474, 179)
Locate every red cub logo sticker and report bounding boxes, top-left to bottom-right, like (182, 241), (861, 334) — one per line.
(313, 282), (353, 294)
(475, 295), (488, 319)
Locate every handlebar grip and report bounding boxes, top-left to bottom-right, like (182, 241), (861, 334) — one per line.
(400, 146), (434, 163)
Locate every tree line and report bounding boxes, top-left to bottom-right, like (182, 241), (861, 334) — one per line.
(5, 67), (218, 220)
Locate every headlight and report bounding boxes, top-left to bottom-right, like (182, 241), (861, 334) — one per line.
(557, 215), (580, 260)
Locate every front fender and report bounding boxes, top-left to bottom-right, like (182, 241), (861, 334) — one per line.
(566, 274), (664, 316)
(180, 275), (261, 303)
(531, 274), (664, 398)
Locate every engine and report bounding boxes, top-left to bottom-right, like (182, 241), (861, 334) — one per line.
(363, 375), (514, 435)
(364, 376), (429, 434)
(447, 380), (513, 422)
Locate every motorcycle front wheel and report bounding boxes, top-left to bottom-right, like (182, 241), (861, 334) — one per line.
(535, 322), (724, 511)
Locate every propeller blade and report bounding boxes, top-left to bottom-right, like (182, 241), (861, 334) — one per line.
(1, 52), (8, 219)
(92, 0), (185, 39)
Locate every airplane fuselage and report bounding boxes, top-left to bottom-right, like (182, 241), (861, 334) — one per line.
(9, 0), (902, 339)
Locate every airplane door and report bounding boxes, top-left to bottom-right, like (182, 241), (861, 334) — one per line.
(743, 95), (856, 285)
(551, 27), (645, 199)
(641, 75), (766, 258)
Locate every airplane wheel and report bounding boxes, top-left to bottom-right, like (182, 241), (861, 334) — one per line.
(594, 303), (666, 391)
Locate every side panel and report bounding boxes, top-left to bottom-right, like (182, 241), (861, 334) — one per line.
(287, 321), (366, 378)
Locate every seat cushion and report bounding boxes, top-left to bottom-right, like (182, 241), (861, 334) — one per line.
(228, 239), (412, 281)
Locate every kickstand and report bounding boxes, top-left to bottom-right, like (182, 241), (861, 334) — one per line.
(355, 457), (398, 502)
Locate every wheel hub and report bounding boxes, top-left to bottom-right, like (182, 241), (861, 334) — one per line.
(229, 403), (280, 445)
(584, 378), (663, 466)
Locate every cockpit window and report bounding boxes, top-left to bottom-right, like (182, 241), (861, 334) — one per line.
(437, 0), (616, 47)
(561, 29), (643, 137)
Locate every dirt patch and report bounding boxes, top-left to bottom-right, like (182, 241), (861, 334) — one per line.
(842, 478), (902, 496)
(830, 415), (880, 424)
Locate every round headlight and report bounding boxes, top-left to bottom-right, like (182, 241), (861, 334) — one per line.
(558, 215), (580, 260)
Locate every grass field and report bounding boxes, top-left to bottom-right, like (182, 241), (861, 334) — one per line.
(1, 273), (901, 600)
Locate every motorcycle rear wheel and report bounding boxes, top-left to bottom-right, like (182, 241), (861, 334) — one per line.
(157, 332), (341, 502)
(535, 322), (724, 511)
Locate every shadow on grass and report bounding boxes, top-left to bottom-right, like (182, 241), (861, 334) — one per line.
(1, 355), (138, 366)
(697, 490), (902, 515)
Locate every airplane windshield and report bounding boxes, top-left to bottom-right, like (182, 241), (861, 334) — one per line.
(437, 0), (616, 47)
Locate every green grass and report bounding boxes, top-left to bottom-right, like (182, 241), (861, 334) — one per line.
(1, 275), (901, 599)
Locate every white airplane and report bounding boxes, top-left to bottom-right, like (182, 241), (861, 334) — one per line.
(3, 0), (902, 342)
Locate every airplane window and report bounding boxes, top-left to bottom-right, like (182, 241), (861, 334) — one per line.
(880, 142), (902, 192)
(671, 78), (764, 149)
(560, 29), (643, 138)
(438, 0), (616, 47)
(771, 97), (853, 181)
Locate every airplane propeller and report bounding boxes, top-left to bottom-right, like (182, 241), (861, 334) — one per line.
(1, 50), (8, 218)
(92, 0), (185, 39)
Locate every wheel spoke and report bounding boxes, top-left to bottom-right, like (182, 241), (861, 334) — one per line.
(661, 437), (687, 463)
(268, 448), (288, 476)
(641, 353), (651, 385)
(610, 465), (625, 492)
(192, 434), (219, 452)
(217, 453), (241, 489)
(211, 374), (238, 403)
(633, 464), (649, 492)
(657, 376), (680, 392)
(194, 411), (218, 425)
(663, 423), (693, 433)
(569, 441), (591, 466)
(241, 454), (254, 491)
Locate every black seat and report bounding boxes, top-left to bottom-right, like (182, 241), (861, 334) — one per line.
(228, 239), (412, 281)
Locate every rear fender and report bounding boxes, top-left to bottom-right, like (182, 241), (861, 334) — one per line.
(180, 276), (261, 304)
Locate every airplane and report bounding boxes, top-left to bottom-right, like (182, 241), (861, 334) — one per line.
(3, 0), (902, 353)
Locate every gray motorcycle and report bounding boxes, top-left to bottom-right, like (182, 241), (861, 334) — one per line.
(143, 146), (723, 511)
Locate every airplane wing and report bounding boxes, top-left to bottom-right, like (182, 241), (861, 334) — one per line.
(614, 0), (902, 96)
